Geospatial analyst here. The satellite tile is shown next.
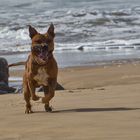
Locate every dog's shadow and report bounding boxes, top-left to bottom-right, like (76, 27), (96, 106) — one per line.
(51, 107), (140, 113)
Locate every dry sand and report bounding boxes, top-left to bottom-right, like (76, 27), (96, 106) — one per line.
(1, 63), (140, 140)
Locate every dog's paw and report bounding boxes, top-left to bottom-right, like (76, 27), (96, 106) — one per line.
(32, 95), (40, 101)
(44, 104), (52, 112)
(25, 109), (34, 114)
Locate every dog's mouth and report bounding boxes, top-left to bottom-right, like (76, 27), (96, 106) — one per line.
(38, 51), (48, 61)
(31, 44), (50, 64)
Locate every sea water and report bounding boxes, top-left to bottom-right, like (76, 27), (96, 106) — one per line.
(1, 0), (140, 67)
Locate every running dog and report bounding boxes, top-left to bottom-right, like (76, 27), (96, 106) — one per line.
(23, 23), (58, 113)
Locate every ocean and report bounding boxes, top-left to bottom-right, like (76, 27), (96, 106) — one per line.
(1, 0), (140, 67)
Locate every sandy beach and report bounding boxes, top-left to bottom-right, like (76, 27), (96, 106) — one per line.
(0, 63), (140, 140)
(2, 0), (140, 139)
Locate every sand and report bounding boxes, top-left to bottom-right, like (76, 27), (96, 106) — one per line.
(1, 63), (140, 140)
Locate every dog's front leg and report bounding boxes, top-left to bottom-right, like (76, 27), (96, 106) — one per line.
(23, 77), (33, 114)
(42, 79), (57, 111)
(28, 80), (40, 101)
(42, 87), (55, 112)
(43, 86), (53, 112)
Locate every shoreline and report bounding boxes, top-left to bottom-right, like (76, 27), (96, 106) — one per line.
(9, 61), (140, 90)
(2, 48), (140, 68)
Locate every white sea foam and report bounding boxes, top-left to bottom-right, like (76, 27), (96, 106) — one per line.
(1, 39), (140, 54)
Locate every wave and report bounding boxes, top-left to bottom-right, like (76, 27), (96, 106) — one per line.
(1, 1), (140, 55)
(13, 2), (32, 8)
(1, 39), (140, 55)
(50, 40), (140, 52)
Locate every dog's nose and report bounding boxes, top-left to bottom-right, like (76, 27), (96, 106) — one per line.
(42, 43), (48, 51)
(42, 43), (48, 47)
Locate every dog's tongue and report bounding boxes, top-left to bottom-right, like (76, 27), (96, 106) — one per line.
(38, 52), (47, 61)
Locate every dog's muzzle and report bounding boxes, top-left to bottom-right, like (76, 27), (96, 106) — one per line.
(32, 44), (49, 60)
(31, 44), (52, 65)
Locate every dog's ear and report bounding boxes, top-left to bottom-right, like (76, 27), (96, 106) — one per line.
(29, 25), (38, 39)
(47, 23), (55, 38)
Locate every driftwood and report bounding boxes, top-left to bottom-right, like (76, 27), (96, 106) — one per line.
(8, 61), (26, 67)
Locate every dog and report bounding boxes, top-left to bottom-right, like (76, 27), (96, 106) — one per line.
(23, 23), (58, 114)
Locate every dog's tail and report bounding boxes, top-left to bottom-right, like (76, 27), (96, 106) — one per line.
(8, 61), (26, 67)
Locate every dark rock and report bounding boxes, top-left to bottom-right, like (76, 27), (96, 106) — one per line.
(0, 57), (16, 94)
(56, 83), (65, 90)
(0, 57), (9, 85)
(78, 46), (84, 51)
(38, 82), (64, 92)
(0, 82), (16, 93)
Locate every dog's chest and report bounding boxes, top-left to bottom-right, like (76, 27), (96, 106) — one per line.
(34, 67), (49, 86)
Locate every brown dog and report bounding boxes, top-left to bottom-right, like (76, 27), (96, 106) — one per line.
(23, 23), (58, 114)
